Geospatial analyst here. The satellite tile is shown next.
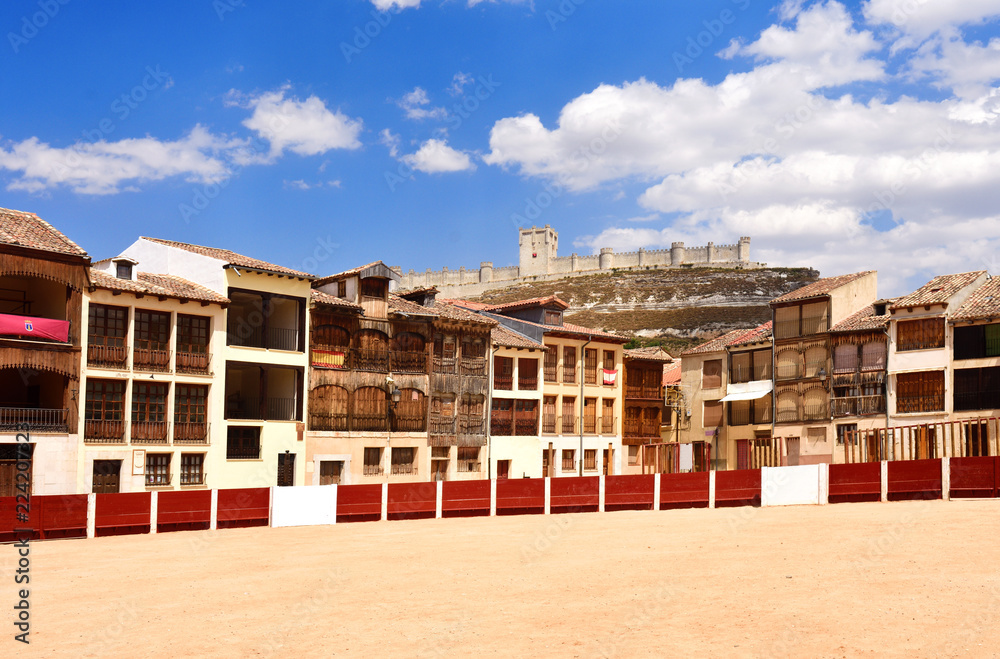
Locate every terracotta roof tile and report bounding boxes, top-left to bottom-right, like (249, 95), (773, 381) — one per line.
(91, 270), (229, 304)
(830, 302), (895, 333)
(662, 361), (682, 386)
(624, 346), (674, 362)
(951, 278), (1000, 321)
(0, 206), (88, 258)
(142, 237), (313, 278)
(434, 301), (498, 326)
(483, 295), (570, 313)
(890, 271), (987, 310)
(681, 321), (773, 355)
(388, 294), (438, 317)
(310, 289), (362, 311)
(728, 321), (773, 347)
(492, 324), (544, 349)
(771, 271), (875, 305)
(445, 298), (624, 340)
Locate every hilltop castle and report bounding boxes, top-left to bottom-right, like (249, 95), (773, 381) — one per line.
(393, 226), (757, 297)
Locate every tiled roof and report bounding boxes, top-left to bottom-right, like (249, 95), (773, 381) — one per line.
(311, 289), (362, 311)
(142, 237), (313, 278)
(770, 271), (875, 305)
(0, 206), (88, 258)
(434, 301), (498, 326)
(890, 271), (987, 310)
(388, 294), (438, 317)
(951, 278), (1000, 321)
(482, 295), (570, 313)
(396, 286), (439, 297)
(90, 270), (229, 304)
(681, 321), (773, 356)
(728, 321), (773, 347)
(624, 346), (674, 362)
(446, 298), (624, 340)
(551, 321), (627, 342)
(439, 298), (491, 311)
(662, 361), (682, 386)
(492, 324), (544, 349)
(830, 302), (894, 332)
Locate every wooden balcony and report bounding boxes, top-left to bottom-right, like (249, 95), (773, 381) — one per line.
(87, 343), (128, 369)
(392, 414), (426, 432)
(0, 407), (68, 433)
(429, 417), (456, 434)
(176, 350), (212, 375)
(391, 350), (426, 374)
(458, 417), (485, 436)
(623, 419), (661, 438)
(832, 395), (886, 417)
(460, 357), (487, 376)
(173, 422), (209, 444)
(625, 384), (662, 400)
(133, 346), (171, 373)
(309, 413), (349, 432)
(131, 420), (169, 444)
(84, 419), (126, 444)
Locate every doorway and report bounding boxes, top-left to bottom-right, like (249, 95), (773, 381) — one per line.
(319, 460), (343, 485)
(785, 438), (800, 467)
(277, 452), (295, 487)
(92, 459), (121, 494)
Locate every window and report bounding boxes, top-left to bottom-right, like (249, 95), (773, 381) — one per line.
(563, 346), (576, 383)
(226, 426), (261, 460)
(954, 324), (1000, 360)
(543, 346), (558, 382)
(84, 379), (125, 441)
(177, 315), (211, 373)
(833, 344), (859, 374)
(457, 447), (480, 472)
(391, 447), (416, 475)
(628, 445), (639, 466)
(584, 348), (598, 384)
(461, 336), (486, 359)
(584, 449), (597, 471)
(702, 360), (722, 388)
(896, 371), (945, 413)
(602, 398), (615, 433)
(514, 400), (539, 436)
(561, 449), (575, 472)
(703, 400), (723, 427)
(491, 398), (513, 436)
(954, 367), (1000, 411)
(603, 350), (615, 371)
(225, 363), (303, 422)
(544, 310), (562, 325)
(731, 352), (752, 383)
(836, 423), (857, 445)
(134, 309), (171, 371)
(360, 277), (387, 298)
(337, 280), (346, 298)
(861, 342), (886, 371)
(802, 387), (828, 420)
(319, 461), (343, 485)
(494, 356), (514, 390)
(227, 289), (304, 352)
(774, 302), (829, 339)
(517, 358), (538, 390)
(145, 453), (170, 486)
(804, 345), (828, 378)
(132, 383), (168, 442)
(897, 318), (945, 351)
(583, 397), (597, 433)
(776, 390), (798, 423)
(116, 261), (132, 280)
(173, 385), (207, 442)
(363, 447), (383, 476)
(87, 304), (128, 368)
(180, 454), (205, 485)
(775, 349), (802, 381)
(458, 394), (484, 434)
(542, 396), (557, 433)
(561, 396), (576, 433)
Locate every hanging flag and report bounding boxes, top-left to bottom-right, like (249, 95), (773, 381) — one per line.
(602, 369), (618, 385)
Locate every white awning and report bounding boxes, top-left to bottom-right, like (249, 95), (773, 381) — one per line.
(720, 380), (773, 402)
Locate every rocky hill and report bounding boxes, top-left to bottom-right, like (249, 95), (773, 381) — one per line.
(466, 267), (819, 354)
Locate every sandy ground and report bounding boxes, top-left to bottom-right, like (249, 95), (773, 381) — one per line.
(4, 498), (1000, 658)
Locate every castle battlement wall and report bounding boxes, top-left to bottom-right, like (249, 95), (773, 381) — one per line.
(394, 228), (756, 296)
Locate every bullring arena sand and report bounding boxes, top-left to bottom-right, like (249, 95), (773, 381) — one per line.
(5, 499), (1000, 658)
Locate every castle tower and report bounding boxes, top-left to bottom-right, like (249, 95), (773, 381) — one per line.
(670, 242), (686, 266)
(599, 247), (615, 270)
(738, 236), (751, 263)
(519, 225), (558, 277)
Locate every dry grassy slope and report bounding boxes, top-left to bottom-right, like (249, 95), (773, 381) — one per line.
(468, 266), (819, 353)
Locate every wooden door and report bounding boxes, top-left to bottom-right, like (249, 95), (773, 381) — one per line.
(497, 460), (510, 480)
(319, 460), (342, 485)
(277, 453), (295, 487)
(784, 438), (800, 467)
(92, 460), (121, 494)
(432, 460), (448, 482)
(602, 449), (611, 475)
(737, 439), (751, 470)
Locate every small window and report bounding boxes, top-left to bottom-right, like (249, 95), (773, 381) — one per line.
(584, 449), (597, 471)
(391, 447), (416, 475)
(363, 447), (384, 476)
(180, 454), (205, 485)
(897, 318), (945, 351)
(116, 261), (133, 280)
(836, 423), (857, 446)
(561, 449), (575, 472)
(544, 310), (562, 325)
(145, 453), (171, 486)
(603, 350), (615, 370)
(226, 426), (261, 460)
(628, 445), (639, 466)
(703, 360), (722, 388)
(703, 400), (723, 427)
(337, 280), (346, 298)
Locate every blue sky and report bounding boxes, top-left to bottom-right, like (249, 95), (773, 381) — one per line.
(2, 0), (1000, 296)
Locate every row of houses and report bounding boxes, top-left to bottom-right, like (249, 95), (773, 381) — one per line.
(677, 269), (1000, 470)
(0, 206), (675, 496)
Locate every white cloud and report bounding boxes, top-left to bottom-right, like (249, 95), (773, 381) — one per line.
(907, 28), (1000, 97)
(234, 87), (363, 160)
(379, 129), (401, 158)
(283, 179), (342, 190)
(371, 0), (420, 11)
(0, 126), (244, 195)
(402, 139), (475, 173)
(863, 0), (1000, 44)
(397, 87), (448, 120)
(448, 72), (474, 97)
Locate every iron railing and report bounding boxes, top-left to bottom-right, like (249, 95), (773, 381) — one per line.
(309, 413), (349, 432)
(133, 346), (171, 372)
(226, 442), (261, 460)
(131, 420), (169, 444)
(87, 343), (128, 369)
(176, 350), (212, 375)
(0, 407), (68, 432)
(84, 419), (126, 443)
(832, 395), (886, 417)
(173, 422), (210, 444)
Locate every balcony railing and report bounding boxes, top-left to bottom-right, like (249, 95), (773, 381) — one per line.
(432, 356), (456, 374)
(897, 395), (944, 414)
(458, 417), (485, 435)
(173, 422), (209, 444)
(176, 350), (212, 375)
(0, 407), (68, 432)
(543, 363), (557, 382)
(84, 419), (126, 443)
(227, 326), (301, 351)
(583, 417), (597, 434)
(353, 414), (388, 432)
(392, 415), (426, 432)
(363, 463), (384, 476)
(225, 396), (298, 421)
(562, 459), (576, 472)
(542, 415), (557, 434)
(267, 397), (297, 421)
(832, 395), (886, 417)
(354, 348), (390, 373)
(514, 417), (538, 436)
(87, 343), (128, 369)
(625, 385), (662, 399)
(494, 374), (513, 391)
(623, 419), (661, 438)
(267, 327), (301, 352)
(226, 442), (261, 460)
(429, 417), (456, 434)
(457, 460), (481, 473)
(562, 367), (576, 384)
(954, 390), (1000, 412)
(309, 413), (349, 432)
(391, 350), (426, 374)
(776, 409), (799, 424)
(729, 405), (773, 426)
(133, 346), (171, 372)
(460, 357), (486, 376)
(391, 463), (416, 475)
(145, 471), (172, 487)
(560, 415), (577, 434)
(775, 363), (802, 381)
(518, 374), (538, 391)
(803, 406), (828, 421)
(131, 420), (169, 444)
(600, 415), (616, 434)
(180, 471), (206, 486)
(491, 416), (513, 436)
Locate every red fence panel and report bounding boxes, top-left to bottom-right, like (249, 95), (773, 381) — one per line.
(36, 495), (88, 540)
(829, 463), (882, 503)
(887, 459), (942, 501)
(156, 490), (211, 532)
(442, 480), (491, 518)
(604, 475), (655, 511)
(387, 482), (437, 520)
(95, 492), (151, 537)
(660, 471), (710, 509)
(336, 483), (383, 523)
(715, 469), (761, 508)
(0, 495), (37, 543)
(217, 488), (270, 528)
(496, 478), (544, 515)
(949, 456), (999, 499)
(549, 476), (600, 513)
